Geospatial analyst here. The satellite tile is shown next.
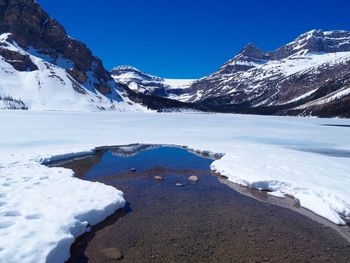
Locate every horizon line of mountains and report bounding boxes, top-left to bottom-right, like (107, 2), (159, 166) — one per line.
(0, 0), (349, 117)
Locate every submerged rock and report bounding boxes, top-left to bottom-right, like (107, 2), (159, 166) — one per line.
(100, 247), (123, 260)
(188, 175), (199, 182)
(154, 175), (164, 181)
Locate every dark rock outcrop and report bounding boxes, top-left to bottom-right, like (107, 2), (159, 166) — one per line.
(0, 46), (38, 71)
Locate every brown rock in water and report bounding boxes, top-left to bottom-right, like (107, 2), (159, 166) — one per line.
(100, 247), (123, 260)
(188, 175), (199, 182)
(154, 175), (164, 181)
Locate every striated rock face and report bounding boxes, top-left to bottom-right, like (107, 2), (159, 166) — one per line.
(0, 0), (112, 94)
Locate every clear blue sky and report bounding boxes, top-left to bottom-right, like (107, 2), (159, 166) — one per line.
(36, 0), (350, 78)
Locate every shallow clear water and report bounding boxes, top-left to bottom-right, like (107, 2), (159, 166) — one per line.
(50, 145), (350, 262)
(80, 146), (213, 180)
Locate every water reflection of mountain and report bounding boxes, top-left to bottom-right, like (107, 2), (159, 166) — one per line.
(109, 144), (161, 158)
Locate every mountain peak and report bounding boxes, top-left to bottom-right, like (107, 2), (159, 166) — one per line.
(237, 42), (267, 57)
(111, 65), (163, 82)
(217, 43), (270, 74)
(112, 65), (143, 75)
(241, 42), (258, 51)
(284, 29), (350, 55)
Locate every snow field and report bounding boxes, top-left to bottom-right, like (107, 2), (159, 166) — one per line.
(0, 111), (350, 262)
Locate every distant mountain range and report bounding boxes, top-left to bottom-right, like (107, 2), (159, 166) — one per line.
(111, 66), (195, 100)
(187, 30), (350, 117)
(1, 0), (349, 117)
(115, 30), (350, 117)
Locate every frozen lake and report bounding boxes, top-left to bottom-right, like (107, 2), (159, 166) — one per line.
(1, 111), (350, 262)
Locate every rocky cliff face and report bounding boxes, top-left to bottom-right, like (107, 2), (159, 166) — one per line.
(0, 0), (113, 95)
(0, 0), (148, 111)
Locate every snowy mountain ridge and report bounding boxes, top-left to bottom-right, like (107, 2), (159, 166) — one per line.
(111, 65), (195, 101)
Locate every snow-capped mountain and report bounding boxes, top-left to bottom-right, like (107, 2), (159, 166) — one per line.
(0, 0), (142, 111)
(111, 66), (195, 101)
(111, 30), (350, 117)
(186, 30), (350, 117)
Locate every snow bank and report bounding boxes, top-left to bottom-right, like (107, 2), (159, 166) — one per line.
(163, 78), (196, 89)
(0, 111), (350, 262)
(211, 145), (350, 224)
(0, 151), (125, 262)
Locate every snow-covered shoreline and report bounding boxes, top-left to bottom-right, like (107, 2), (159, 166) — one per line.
(1, 111), (350, 262)
(0, 152), (125, 263)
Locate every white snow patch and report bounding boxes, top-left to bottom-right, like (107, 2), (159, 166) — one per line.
(163, 78), (196, 89)
(0, 155), (125, 263)
(283, 88), (319, 104)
